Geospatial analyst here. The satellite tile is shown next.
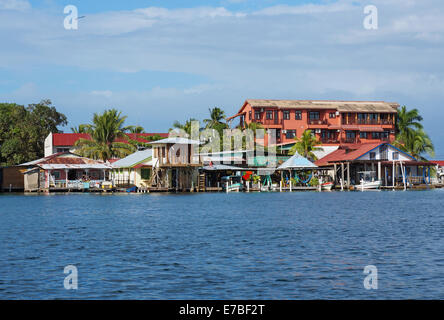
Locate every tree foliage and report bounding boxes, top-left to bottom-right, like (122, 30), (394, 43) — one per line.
(74, 109), (138, 161)
(289, 130), (322, 161)
(0, 100), (67, 166)
(395, 106), (434, 160)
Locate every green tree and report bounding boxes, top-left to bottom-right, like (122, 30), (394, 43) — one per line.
(71, 124), (89, 133)
(74, 109), (135, 161)
(128, 125), (145, 133)
(170, 118), (199, 137)
(396, 105), (423, 138)
(289, 130), (322, 161)
(395, 129), (435, 160)
(203, 107), (227, 129)
(0, 100), (67, 166)
(395, 106), (434, 160)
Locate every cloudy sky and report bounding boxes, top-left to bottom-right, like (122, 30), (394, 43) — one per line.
(1, 0), (443, 157)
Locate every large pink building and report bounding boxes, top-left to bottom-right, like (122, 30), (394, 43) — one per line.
(227, 99), (399, 147)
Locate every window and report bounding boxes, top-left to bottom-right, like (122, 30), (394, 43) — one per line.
(393, 152), (399, 160)
(382, 131), (389, 139)
(266, 111), (273, 120)
(372, 132), (381, 139)
(295, 111), (302, 120)
(51, 171), (61, 179)
(286, 130), (296, 139)
(141, 168), (151, 180)
(346, 131), (356, 139)
(56, 147), (70, 153)
(369, 152), (376, 160)
(360, 132), (368, 139)
(283, 110), (290, 120)
(276, 129), (281, 139)
(249, 111), (252, 120)
(309, 112), (320, 120)
(255, 111), (261, 120)
(329, 112), (336, 119)
(274, 111), (279, 121)
(370, 113), (378, 120)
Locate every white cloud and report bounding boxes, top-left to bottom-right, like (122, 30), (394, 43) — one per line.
(1, 0), (444, 152)
(0, 0), (30, 11)
(91, 90), (113, 98)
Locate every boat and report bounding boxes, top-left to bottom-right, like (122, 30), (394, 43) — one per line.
(355, 171), (382, 190)
(222, 175), (243, 192)
(319, 175), (334, 191)
(321, 181), (334, 191)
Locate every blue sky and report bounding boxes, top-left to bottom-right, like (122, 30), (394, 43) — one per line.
(1, 0), (444, 158)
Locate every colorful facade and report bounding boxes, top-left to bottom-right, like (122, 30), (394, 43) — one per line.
(227, 99), (399, 146)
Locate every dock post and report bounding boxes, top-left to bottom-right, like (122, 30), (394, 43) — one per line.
(258, 181), (261, 192)
(346, 162), (350, 189)
(341, 163), (345, 191)
(333, 163), (337, 185)
(280, 180), (282, 192)
(392, 161), (396, 188)
(289, 180), (292, 192)
(247, 181), (250, 192)
(378, 162), (382, 181)
(226, 182), (229, 193)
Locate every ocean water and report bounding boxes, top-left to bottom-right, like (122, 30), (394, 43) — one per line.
(0, 190), (443, 300)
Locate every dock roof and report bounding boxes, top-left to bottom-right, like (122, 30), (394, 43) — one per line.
(278, 152), (317, 170)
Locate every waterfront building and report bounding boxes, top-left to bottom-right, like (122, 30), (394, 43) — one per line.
(227, 99), (399, 147)
(315, 142), (435, 189)
(44, 132), (168, 157)
(111, 149), (153, 189)
(150, 137), (202, 192)
(19, 152), (113, 192)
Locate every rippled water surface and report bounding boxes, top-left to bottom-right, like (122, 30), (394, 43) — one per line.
(0, 190), (443, 299)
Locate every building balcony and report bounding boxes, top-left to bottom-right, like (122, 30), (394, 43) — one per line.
(308, 119), (328, 125)
(321, 138), (340, 144)
(341, 137), (361, 144)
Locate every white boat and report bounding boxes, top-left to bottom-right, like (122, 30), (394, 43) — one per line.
(321, 181), (334, 191)
(355, 171), (382, 190)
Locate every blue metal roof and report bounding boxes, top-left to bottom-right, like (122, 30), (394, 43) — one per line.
(278, 152), (317, 170)
(112, 149), (153, 168)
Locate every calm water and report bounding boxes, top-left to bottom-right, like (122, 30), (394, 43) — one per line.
(0, 190), (443, 299)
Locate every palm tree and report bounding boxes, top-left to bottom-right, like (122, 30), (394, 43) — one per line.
(203, 107), (226, 129)
(71, 124), (89, 133)
(395, 129), (435, 160)
(395, 106), (434, 160)
(170, 118), (199, 137)
(289, 130), (322, 161)
(128, 125), (145, 133)
(74, 109), (136, 161)
(396, 105), (423, 139)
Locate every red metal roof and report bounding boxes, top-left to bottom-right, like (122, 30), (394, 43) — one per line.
(430, 161), (444, 167)
(315, 143), (383, 166)
(52, 133), (169, 146)
(53, 133), (90, 146)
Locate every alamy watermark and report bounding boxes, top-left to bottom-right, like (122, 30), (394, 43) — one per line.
(64, 5), (85, 30)
(64, 265), (78, 290)
(363, 265), (378, 290)
(363, 5), (378, 30)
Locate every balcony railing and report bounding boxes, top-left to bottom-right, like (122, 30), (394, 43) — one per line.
(343, 119), (394, 125)
(308, 119), (328, 125)
(261, 118), (282, 125)
(321, 138), (340, 144)
(341, 137), (361, 144)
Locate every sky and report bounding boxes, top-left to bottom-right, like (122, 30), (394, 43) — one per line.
(1, 0), (444, 158)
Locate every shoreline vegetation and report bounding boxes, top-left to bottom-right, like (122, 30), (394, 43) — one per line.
(0, 102), (436, 166)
